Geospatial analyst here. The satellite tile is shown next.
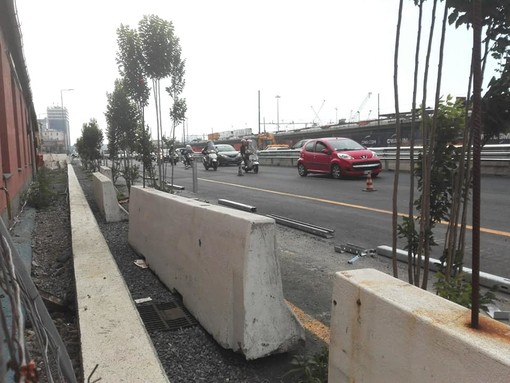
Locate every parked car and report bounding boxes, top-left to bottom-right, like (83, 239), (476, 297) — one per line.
(215, 144), (242, 166)
(297, 137), (382, 179)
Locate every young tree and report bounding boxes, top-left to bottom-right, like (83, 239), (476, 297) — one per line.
(75, 119), (103, 171)
(138, 15), (179, 189)
(105, 79), (141, 193)
(116, 24), (151, 186)
(166, 38), (187, 190)
(406, 0), (426, 285)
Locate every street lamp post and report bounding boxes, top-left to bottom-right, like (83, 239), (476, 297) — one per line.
(275, 95), (281, 132)
(60, 88), (74, 153)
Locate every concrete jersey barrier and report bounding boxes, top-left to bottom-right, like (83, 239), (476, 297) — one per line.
(128, 186), (305, 359)
(68, 165), (169, 382)
(92, 172), (128, 222)
(328, 268), (510, 382)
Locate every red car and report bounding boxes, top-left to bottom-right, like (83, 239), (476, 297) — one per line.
(297, 137), (382, 179)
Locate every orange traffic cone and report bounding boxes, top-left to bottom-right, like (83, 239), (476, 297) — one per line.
(363, 171), (376, 192)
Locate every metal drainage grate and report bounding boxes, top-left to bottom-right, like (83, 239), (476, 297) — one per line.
(136, 301), (198, 332)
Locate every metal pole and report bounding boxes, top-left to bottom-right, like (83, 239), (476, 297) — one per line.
(471, 0), (482, 329)
(192, 155), (198, 193)
(258, 90), (261, 135)
(276, 95), (280, 132)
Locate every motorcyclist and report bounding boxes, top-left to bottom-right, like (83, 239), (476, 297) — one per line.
(202, 141), (217, 156)
(240, 139), (249, 167)
(183, 144), (193, 169)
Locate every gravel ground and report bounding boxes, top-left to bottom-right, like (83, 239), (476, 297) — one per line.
(25, 164), (510, 382)
(28, 165), (302, 383)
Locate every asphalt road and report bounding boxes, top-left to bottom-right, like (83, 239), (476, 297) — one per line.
(160, 161), (510, 279)
(143, 160), (510, 373)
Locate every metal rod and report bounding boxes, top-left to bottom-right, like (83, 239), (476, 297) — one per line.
(218, 199), (256, 212)
(266, 214), (333, 238)
(267, 214), (334, 233)
(471, 0), (482, 329)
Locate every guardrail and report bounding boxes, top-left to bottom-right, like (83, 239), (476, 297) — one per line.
(374, 144), (510, 162)
(257, 145), (510, 176)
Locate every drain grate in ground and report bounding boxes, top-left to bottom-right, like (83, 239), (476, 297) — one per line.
(136, 301), (198, 332)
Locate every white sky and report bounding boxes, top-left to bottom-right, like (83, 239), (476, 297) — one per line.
(16, 0), (499, 144)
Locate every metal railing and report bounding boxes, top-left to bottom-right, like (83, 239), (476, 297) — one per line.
(257, 145), (510, 173)
(373, 144), (510, 162)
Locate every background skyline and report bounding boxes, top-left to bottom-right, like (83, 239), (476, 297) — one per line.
(16, 0), (500, 145)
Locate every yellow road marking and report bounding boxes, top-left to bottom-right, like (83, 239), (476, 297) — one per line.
(200, 178), (510, 238)
(200, 178), (509, 341)
(286, 300), (330, 344)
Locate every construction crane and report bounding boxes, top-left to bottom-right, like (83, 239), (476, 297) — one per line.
(311, 100), (326, 126)
(350, 92), (372, 122)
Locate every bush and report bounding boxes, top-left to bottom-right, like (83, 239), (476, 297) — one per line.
(283, 347), (329, 383)
(27, 167), (55, 209)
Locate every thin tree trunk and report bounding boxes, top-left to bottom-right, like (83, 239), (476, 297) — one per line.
(153, 79), (162, 188)
(422, 2), (448, 289)
(392, 0), (404, 278)
(408, 0), (424, 285)
(416, 0), (438, 287)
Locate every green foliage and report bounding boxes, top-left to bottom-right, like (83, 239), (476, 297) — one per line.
(397, 216), (438, 255)
(434, 272), (496, 309)
(448, 1), (510, 142)
(27, 167), (55, 209)
(105, 79), (141, 157)
(116, 24), (150, 107)
(283, 347), (329, 383)
(138, 15), (176, 80)
(482, 59), (510, 144)
(398, 97), (464, 253)
(75, 119), (104, 171)
(448, 0), (510, 60)
(434, 272), (472, 308)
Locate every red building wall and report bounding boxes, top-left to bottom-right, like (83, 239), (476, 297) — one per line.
(0, 11), (38, 225)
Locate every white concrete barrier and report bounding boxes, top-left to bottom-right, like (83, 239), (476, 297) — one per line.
(128, 186), (305, 360)
(99, 165), (113, 181)
(92, 172), (128, 222)
(68, 166), (169, 382)
(329, 268), (510, 383)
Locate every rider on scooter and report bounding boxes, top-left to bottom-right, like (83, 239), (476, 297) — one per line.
(240, 139), (249, 168)
(202, 141), (217, 156)
(183, 144), (193, 168)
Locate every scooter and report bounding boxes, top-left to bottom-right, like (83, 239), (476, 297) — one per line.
(183, 151), (194, 169)
(242, 141), (259, 174)
(202, 150), (218, 171)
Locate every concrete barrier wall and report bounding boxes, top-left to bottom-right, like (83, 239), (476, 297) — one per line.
(92, 172), (128, 222)
(99, 165), (113, 181)
(68, 165), (169, 382)
(329, 268), (510, 383)
(128, 186), (305, 359)
(258, 156), (298, 167)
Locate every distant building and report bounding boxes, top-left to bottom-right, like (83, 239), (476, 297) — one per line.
(41, 128), (66, 153)
(47, 106), (70, 152)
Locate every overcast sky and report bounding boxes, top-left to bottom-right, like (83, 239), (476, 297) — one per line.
(16, 0), (499, 144)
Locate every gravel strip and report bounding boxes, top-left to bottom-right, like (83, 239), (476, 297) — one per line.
(71, 165), (292, 383)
